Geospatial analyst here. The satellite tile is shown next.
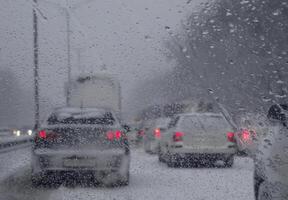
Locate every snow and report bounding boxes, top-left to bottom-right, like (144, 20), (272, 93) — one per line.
(0, 146), (31, 182)
(0, 147), (254, 200)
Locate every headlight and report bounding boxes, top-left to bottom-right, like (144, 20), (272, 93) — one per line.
(16, 130), (21, 136)
(27, 130), (32, 136)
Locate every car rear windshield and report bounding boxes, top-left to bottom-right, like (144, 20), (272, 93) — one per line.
(179, 115), (231, 134)
(47, 110), (116, 125)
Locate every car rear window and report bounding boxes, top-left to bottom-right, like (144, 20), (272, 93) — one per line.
(179, 115), (231, 134)
(47, 110), (116, 125)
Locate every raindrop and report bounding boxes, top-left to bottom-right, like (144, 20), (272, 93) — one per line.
(165, 26), (171, 30)
(272, 10), (281, 16)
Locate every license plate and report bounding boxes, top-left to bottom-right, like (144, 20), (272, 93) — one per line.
(63, 158), (95, 168)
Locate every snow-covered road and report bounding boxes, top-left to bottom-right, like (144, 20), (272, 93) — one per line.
(0, 147), (255, 200)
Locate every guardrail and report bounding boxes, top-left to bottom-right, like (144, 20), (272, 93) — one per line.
(0, 135), (33, 153)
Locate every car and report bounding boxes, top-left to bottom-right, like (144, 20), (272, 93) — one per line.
(31, 107), (130, 187)
(158, 113), (237, 167)
(234, 113), (269, 156)
(143, 117), (171, 154)
(142, 119), (154, 151)
(254, 104), (288, 200)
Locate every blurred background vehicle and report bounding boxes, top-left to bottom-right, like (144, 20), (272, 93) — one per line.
(143, 117), (171, 154)
(68, 74), (121, 114)
(159, 113), (237, 167)
(31, 107), (130, 187)
(254, 104), (288, 200)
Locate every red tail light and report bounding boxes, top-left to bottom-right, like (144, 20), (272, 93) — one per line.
(37, 130), (58, 140)
(154, 128), (161, 138)
(106, 130), (123, 140)
(106, 131), (114, 140)
(241, 129), (250, 141)
(227, 132), (236, 142)
(38, 130), (47, 139)
(115, 130), (122, 139)
(173, 132), (184, 142)
(138, 130), (145, 136)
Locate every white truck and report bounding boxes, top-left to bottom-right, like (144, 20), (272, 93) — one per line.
(68, 74), (121, 113)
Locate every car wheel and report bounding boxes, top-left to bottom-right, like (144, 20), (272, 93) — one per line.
(31, 172), (60, 188)
(158, 149), (165, 162)
(258, 182), (272, 200)
(118, 171), (129, 186)
(167, 154), (179, 168)
(224, 156), (234, 168)
(254, 173), (264, 200)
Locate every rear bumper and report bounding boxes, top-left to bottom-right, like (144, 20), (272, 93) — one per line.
(31, 148), (130, 176)
(171, 153), (233, 160)
(169, 146), (236, 154)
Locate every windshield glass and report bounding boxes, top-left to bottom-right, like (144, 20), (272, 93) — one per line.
(47, 109), (116, 125)
(1, 0), (288, 199)
(179, 115), (231, 134)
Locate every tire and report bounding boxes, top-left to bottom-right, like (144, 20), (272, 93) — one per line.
(258, 182), (272, 200)
(167, 154), (179, 168)
(31, 174), (42, 187)
(158, 153), (164, 162)
(117, 172), (129, 186)
(31, 172), (61, 188)
(224, 156), (234, 168)
(158, 149), (165, 162)
(254, 174), (264, 200)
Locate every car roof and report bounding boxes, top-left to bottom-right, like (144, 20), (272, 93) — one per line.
(177, 112), (224, 118)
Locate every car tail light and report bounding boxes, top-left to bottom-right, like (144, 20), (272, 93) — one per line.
(38, 130), (47, 139)
(106, 130), (123, 140)
(154, 128), (161, 138)
(241, 129), (250, 141)
(37, 130), (58, 140)
(138, 130), (145, 136)
(173, 132), (184, 142)
(227, 132), (236, 142)
(106, 131), (114, 140)
(115, 130), (122, 139)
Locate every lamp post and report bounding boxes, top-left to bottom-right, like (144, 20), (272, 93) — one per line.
(33, 0), (40, 130)
(65, 8), (71, 106)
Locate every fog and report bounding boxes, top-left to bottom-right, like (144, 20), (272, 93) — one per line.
(0, 0), (205, 126)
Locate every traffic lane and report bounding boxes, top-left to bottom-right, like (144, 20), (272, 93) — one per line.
(0, 146), (53, 200)
(0, 145), (31, 181)
(50, 150), (254, 200)
(0, 148), (255, 200)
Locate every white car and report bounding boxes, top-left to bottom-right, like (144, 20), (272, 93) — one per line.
(159, 113), (237, 167)
(143, 117), (171, 154)
(31, 107), (130, 187)
(254, 104), (288, 200)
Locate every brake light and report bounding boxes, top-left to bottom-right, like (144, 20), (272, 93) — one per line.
(37, 130), (59, 140)
(106, 130), (123, 140)
(173, 132), (184, 142)
(227, 132), (236, 142)
(154, 128), (161, 138)
(241, 129), (250, 141)
(106, 131), (114, 140)
(38, 130), (47, 139)
(115, 130), (122, 139)
(138, 130), (145, 136)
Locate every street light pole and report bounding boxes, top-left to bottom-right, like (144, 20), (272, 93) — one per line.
(33, 0), (40, 130)
(65, 7), (71, 106)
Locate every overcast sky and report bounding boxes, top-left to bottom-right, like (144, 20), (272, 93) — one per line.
(0, 0), (205, 125)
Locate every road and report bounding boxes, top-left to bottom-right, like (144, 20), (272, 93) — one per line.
(0, 146), (254, 200)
